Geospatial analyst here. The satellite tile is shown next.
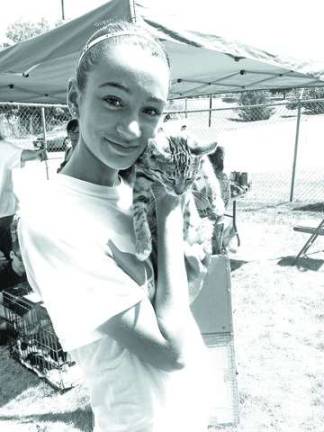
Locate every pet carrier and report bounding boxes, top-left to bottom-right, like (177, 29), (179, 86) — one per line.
(1, 288), (82, 391)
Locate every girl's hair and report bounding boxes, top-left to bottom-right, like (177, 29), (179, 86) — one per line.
(77, 20), (170, 91)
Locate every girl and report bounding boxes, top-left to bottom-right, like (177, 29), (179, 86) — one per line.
(18, 20), (211, 432)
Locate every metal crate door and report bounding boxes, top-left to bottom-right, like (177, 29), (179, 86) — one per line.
(191, 254), (239, 427)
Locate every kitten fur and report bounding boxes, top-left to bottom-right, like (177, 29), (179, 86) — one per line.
(132, 133), (224, 262)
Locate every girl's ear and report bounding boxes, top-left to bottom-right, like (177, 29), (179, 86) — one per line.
(67, 78), (80, 118)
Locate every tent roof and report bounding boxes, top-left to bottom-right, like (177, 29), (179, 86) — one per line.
(0, 0), (323, 104)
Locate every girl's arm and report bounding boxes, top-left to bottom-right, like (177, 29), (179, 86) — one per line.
(21, 148), (47, 164)
(99, 189), (205, 371)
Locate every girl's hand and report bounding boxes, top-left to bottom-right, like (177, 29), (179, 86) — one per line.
(151, 182), (168, 200)
(151, 183), (182, 212)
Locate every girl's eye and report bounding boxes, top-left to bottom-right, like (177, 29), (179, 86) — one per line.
(104, 96), (123, 108)
(143, 107), (161, 117)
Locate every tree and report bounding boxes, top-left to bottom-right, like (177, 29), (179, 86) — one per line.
(0, 18), (62, 48)
(238, 90), (274, 121)
(5, 18), (52, 44)
(0, 19), (66, 137)
(0, 36), (14, 50)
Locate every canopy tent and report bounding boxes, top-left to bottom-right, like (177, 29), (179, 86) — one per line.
(0, 0), (324, 105)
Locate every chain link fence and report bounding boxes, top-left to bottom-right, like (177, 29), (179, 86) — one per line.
(0, 103), (70, 175)
(1, 97), (324, 204)
(167, 96), (324, 204)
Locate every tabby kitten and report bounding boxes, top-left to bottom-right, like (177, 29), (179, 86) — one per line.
(132, 133), (224, 262)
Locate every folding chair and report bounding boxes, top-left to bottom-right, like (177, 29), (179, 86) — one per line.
(293, 217), (324, 264)
(224, 199), (240, 248)
(224, 171), (252, 250)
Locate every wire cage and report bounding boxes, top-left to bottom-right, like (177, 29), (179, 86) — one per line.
(191, 255), (240, 426)
(1, 289), (82, 391)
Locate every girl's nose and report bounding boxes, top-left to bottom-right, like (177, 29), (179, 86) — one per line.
(116, 120), (141, 140)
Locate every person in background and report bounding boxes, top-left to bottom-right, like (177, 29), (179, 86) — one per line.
(57, 118), (79, 173)
(0, 134), (46, 264)
(208, 145), (233, 253)
(0, 207), (30, 346)
(0, 224), (26, 289)
(209, 145), (231, 208)
(17, 20), (212, 432)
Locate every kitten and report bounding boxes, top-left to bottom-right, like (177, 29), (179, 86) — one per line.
(132, 133), (224, 262)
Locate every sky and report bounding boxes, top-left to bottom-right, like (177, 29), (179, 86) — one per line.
(0, 0), (323, 64)
(0, 0), (108, 35)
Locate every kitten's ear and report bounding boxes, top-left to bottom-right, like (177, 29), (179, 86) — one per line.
(150, 134), (171, 155)
(204, 140), (219, 156)
(187, 137), (218, 156)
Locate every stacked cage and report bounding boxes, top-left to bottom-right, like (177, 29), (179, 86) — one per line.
(191, 255), (240, 426)
(1, 289), (82, 391)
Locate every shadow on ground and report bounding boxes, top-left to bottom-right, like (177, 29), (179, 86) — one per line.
(293, 202), (324, 212)
(230, 259), (249, 272)
(239, 201), (289, 212)
(227, 117), (246, 122)
(0, 407), (93, 431)
(277, 255), (324, 271)
(0, 345), (40, 407)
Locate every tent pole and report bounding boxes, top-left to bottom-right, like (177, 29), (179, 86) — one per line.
(61, 0), (65, 20)
(208, 95), (213, 127)
(128, 0), (137, 22)
(289, 98), (302, 202)
(40, 107), (49, 180)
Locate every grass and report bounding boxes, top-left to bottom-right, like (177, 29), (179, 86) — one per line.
(1, 200), (324, 431)
(219, 201), (324, 432)
(0, 345), (93, 431)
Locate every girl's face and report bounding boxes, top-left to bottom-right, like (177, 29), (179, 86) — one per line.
(70, 42), (170, 172)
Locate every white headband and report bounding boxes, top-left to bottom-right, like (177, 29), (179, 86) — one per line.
(78, 31), (166, 66)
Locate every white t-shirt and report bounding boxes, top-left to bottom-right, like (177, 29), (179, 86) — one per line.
(18, 174), (149, 350)
(0, 140), (23, 217)
(18, 174), (211, 432)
